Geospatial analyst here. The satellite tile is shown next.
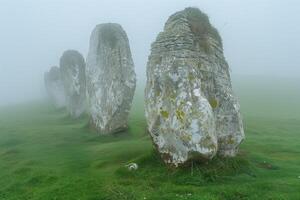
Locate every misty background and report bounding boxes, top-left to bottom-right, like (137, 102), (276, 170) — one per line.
(0, 0), (299, 106)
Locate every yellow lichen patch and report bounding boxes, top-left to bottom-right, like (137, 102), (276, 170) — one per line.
(155, 89), (161, 97)
(160, 110), (169, 119)
(180, 134), (192, 142)
(188, 73), (195, 81)
(219, 135), (235, 145)
(176, 109), (185, 123)
(227, 136), (235, 145)
(200, 136), (216, 150)
(209, 98), (218, 109)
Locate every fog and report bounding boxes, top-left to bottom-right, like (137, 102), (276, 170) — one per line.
(0, 0), (299, 106)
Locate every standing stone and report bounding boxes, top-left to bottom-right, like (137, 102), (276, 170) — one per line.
(86, 23), (136, 134)
(145, 7), (245, 166)
(60, 50), (86, 118)
(44, 66), (66, 109)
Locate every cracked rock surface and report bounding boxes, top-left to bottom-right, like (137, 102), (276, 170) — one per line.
(60, 50), (86, 118)
(145, 8), (245, 166)
(44, 66), (66, 109)
(86, 23), (136, 134)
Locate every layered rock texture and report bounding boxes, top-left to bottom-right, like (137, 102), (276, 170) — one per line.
(60, 50), (86, 118)
(44, 66), (66, 108)
(145, 8), (244, 166)
(86, 23), (136, 134)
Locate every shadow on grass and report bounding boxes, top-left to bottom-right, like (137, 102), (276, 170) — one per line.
(83, 129), (135, 145)
(81, 119), (145, 145)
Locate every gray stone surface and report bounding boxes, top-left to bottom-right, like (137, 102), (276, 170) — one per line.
(60, 50), (86, 118)
(44, 66), (66, 108)
(145, 8), (245, 166)
(86, 23), (136, 134)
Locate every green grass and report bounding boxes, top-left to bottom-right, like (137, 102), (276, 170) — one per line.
(0, 76), (300, 200)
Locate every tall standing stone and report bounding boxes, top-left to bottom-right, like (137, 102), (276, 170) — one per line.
(145, 8), (245, 166)
(44, 66), (66, 109)
(86, 23), (136, 134)
(60, 50), (86, 118)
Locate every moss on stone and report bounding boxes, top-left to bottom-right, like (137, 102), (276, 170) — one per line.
(160, 110), (169, 119)
(188, 73), (195, 81)
(200, 136), (217, 150)
(180, 134), (192, 142)
(227, 136), (235, 145)
(176, 109), (185, 123)
(209, 98), (218, 109)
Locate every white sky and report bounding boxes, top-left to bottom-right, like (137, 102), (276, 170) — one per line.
(0, 0), (299, 105)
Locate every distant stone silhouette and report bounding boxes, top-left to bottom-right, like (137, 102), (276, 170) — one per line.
(44, 66), (66, 109)
(145, 8), (245, 166)
(60, 50), (86, 118)
(86, 23), (136, 134)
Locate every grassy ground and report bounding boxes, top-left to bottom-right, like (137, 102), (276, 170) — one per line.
(0, 76), (299, 200)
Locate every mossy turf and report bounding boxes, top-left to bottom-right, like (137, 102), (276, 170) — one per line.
(0, 77), (300, 200)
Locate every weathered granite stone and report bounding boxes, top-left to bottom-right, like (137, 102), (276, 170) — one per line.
(60, 50), (86, 118)
(44, 66), (66, 108)
(145, 8), (245, 166)
(86, 23), (136, 134)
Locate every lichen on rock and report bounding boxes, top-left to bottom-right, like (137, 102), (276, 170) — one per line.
(86, 23), (136, 134)
(145, 7), (245, 166)
(60, 50), (86, 118)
